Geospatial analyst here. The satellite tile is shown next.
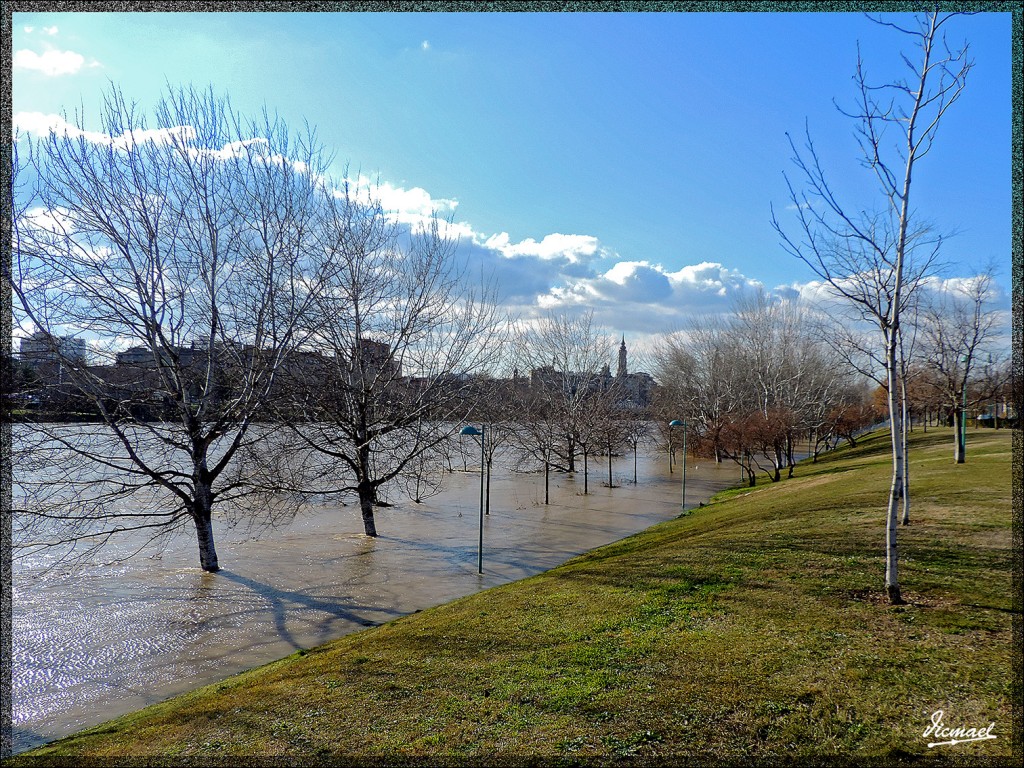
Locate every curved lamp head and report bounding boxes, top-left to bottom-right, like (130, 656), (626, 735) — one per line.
(669, 419), (684, 427)
(460, 426), (483, 436)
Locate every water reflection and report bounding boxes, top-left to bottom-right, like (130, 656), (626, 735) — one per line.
(12, 453), (738, 753)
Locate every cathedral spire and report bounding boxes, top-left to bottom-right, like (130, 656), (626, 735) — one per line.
(617, 336), (627, 377)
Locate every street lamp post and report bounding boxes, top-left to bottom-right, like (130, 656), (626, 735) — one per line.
(669, 419), (687, 511)
(460, 425), (486, 573)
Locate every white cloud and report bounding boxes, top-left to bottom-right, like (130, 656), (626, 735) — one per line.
(421, 40), (430, 51)
(510, 259), (767, 336)
(335, 177), (466, 238)
(14, 111), (196, 149)
(112, 125), (196, 150)
(375, 180), (458, 219)
(42, 25), (59, 35)
(340, 176), (771, 338)
(923, 274), (998, 299)
(8, 114), (818, 343)
(14, 111), (95, 142)
(23, 26), (34, 33)
(665, 261), (761, 296)
(192, 136), (269, 161)
(14, 48), (85, 76)
(21, 206), (74, 237)
(483, 232), (601, 264)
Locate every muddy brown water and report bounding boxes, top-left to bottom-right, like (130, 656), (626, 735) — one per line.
(11, 452), (741, 753)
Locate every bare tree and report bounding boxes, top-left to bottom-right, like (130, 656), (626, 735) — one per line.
(575, 379), (621, 494)
(656, 294), (854, 487)
(512, 311), (614, 487)
(918, 270), (1007, 463)
(620, 413), (649, 485)
(274, 182), (504, 537)
(466, 374), (528, 513)
(771, 11), (972, 604)
(11, 85), (331, 572)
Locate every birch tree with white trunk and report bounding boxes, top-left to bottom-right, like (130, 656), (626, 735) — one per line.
(771, 11), (972, 604)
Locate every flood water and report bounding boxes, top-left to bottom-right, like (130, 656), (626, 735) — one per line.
(11, 449), (741, 754)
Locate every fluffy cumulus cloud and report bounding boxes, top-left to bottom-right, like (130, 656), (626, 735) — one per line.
(524, 260), (765, 337)
(335, 178), (774, 336)
(373, 180), (458, 220)
(14, 48), (85, 76)
(922, 274), (1011, 308)
(336, 177), (468, 241)
(12, 114), (314, 181)
(774, 269), (1013, 315)
(11, 108), (787, 343)
(483, 232), (602, 265)
(14, 111), (196, 149)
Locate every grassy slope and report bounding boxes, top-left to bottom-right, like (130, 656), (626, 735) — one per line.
(16, 427), (1017, 764)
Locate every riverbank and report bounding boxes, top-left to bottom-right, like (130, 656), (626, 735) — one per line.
(13, 427), (1016, 762)
(11, 445), (738, 754)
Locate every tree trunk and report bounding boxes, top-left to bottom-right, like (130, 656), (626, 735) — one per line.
(358, 480), (378, 537)
(607, 440), (613, 487)
(900, 366), (911, 526)
(192, 463), (219, 571)
(885, 336), (905, 605)
(953, 408), (966, 464)
(193, 511), (219, 573)
(544, 452), (550, 504)
(583, 448), (589, 494)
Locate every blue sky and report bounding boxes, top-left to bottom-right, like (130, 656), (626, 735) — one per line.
(11, 10), (1014, 350)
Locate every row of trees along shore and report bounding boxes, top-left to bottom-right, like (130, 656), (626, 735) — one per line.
(6, 13), (1013, 605)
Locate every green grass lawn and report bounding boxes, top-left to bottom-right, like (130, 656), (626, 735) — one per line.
(13, 427), (1017, 764)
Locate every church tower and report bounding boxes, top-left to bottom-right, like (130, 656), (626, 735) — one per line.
(617, 336), (627, 378)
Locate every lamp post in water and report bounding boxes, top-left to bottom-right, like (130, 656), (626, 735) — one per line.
(669, 419), (687, 511)
(460, 425), (486, 573)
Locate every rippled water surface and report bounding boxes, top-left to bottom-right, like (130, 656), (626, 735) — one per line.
(12, 451), (740, 753)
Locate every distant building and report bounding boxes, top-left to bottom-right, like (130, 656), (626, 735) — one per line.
(528, 338), (654, 409)
(351, 338), (402, 380)
(19, 331), (87, 368)
(116, 346), (156, 367)
(116, 344), (201, 368)
(614, 337), (654, 408)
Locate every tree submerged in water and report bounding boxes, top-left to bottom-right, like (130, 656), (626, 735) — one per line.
(11, 83), (504, 570)
(269, 179), (504, 537)
(10, 85), (330, 571)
